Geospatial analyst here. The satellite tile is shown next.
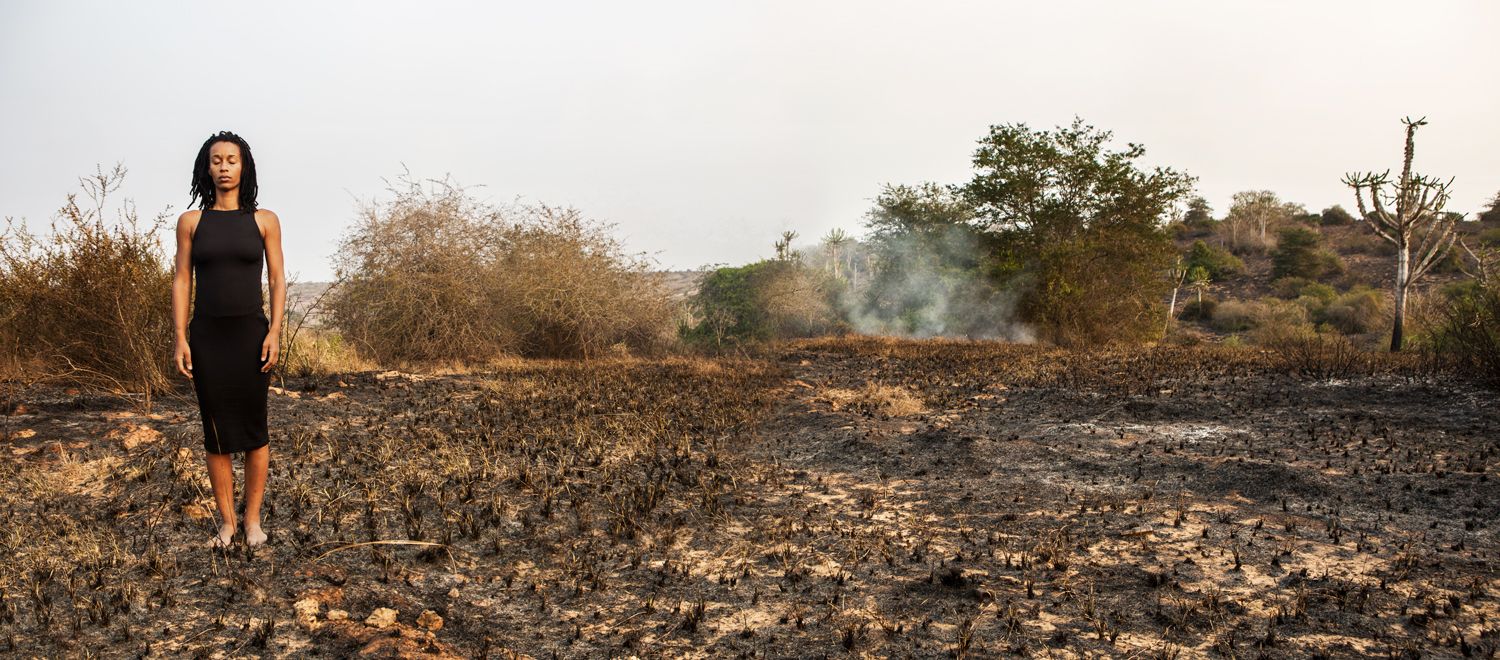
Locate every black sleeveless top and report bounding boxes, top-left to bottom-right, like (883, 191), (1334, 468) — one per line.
(191, 208), (265, 317)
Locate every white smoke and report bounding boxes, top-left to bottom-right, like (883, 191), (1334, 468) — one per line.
(809, 224), (1035, 342)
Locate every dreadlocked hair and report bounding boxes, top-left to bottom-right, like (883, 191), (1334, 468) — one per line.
(188, 130), (259, 211)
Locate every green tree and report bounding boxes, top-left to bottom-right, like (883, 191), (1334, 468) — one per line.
(1271, 226), (1344, 280)
(961, 117), (1195, 345)
(1320, 205), (1356, 226)
(1183, 196), (1214, 226)
(857, 183), (1006, 337)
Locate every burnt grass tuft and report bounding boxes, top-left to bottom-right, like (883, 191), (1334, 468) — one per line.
(1, 338), (1497, 657)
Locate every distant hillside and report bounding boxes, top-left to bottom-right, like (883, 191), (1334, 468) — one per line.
(1171, 219), (1491, 303)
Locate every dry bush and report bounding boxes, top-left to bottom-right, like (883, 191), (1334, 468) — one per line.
(1411, 281), (1500, 386)
(1211, 298), (1310, 340)
(486, 204), (679, 358)
(1318, 288), (1389, 335)
(327, 172), (676, 364)
(0, 164), (177, 407)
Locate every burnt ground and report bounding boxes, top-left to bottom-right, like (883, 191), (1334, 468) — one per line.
(1, 337), (1497, 658)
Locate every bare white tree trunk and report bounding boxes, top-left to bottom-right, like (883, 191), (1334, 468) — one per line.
(1392, 244), (1410, 351)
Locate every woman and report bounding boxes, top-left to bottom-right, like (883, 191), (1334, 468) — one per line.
(171, 131), (286, 549)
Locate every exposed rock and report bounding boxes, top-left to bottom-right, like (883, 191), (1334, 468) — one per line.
(294, 598), (322, 630)
(417, 610), (443, 631)
(108, 422), (163, 449)
(327, 609), (349, 621)
(364, 607), (398, 629)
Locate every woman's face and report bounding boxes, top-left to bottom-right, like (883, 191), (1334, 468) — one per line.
(209, 141), (242, 194)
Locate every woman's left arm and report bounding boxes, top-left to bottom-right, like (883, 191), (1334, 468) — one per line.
(259, 209), (285, 371)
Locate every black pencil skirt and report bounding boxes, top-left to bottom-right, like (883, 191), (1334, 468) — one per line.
(188, 312), (271, 455)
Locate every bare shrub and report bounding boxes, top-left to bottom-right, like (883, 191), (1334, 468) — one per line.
(1266, 331), (1369, 380)
(327, 172), (676, 364)
(0, 164), (176, 408)
(1412, 280), (1500, 386)
(488, 204), (679, 358)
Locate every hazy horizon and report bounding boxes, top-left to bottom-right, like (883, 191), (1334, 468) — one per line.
(3, 1), (1497, 282)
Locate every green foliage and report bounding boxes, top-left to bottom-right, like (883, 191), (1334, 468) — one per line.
(961, 117), (1194, 345)
(1478, 227), (1500, 248)
(1185, 240), (1244, 280)
(1272, 226), (1344, 281)
(1269, 278), (1388, 336)
(1293, 211), (1324, 226)
(1320, 205), (1356, 226)
(682, 258), (838, 347)
(1023, 229), (1177, 345)
(1183, 196), (1214, 227)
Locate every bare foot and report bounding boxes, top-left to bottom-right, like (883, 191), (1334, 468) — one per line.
(244, 522), (268, 547)
(210, 523), (235, 549)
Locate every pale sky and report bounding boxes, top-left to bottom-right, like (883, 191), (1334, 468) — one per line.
(3, 1), (1497, 282)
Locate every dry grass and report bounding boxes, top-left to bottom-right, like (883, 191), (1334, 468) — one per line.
(817, 381), (926, 417)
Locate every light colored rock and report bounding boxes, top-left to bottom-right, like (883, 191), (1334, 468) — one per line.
(417, 610), (443, 631)
(364, 607), (398, 629)
(327, 609), (349, 621)
(293, 598), (322, 629)
(110, 423), (163, 449)
(447, 587), (460, 599)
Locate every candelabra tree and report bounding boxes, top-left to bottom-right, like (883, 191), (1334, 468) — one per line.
(1341, 116), (1460, 352)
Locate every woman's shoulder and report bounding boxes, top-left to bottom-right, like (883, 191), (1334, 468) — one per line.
(254, 208), (280, 224)
(177, 209), (203, 231)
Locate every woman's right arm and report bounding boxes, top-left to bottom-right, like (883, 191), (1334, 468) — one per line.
(173, 211), (197, 378)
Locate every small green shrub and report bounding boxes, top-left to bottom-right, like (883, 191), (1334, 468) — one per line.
(1413, 281), (1500, 385)
(1185, 240), (1245, 280)
(1340, 232), (1397, 256)
(1273, 277), (1336, 302)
